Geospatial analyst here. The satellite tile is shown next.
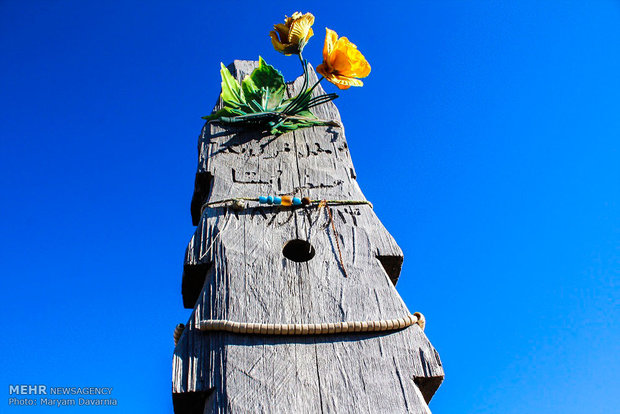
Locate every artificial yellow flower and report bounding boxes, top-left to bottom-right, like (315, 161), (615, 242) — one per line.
(316, 28), (371, 90)
(270, 12), (314, 55)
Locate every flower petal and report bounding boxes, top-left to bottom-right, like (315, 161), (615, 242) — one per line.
(329, 37), (370, 78)
(331, 74), (364, 89)
(273, 23), (290, 42)
(323, 28), (338, 67)
(271, 12), (314, 55)
(322, 73), (350, 89)
(318, 28), (370, 88)
(344, 42), (370, 77)
(288, 13), (314, 44)
(330, 47), (353, 74)
(270, 31), (287, 53)
(316, 62), (329, 78)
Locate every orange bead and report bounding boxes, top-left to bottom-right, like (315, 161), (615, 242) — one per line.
(281, 196), (293, 206)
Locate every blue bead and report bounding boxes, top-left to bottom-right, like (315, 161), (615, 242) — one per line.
(292, 197), (302, 205)
(267, 196), (274, 204)
(259, 196), (268, 204)
(274, 196), (282, 205)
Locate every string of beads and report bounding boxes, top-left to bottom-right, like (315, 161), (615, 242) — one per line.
(201, 196), (372, 214)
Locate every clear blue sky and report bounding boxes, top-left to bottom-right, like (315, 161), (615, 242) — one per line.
(1, 1), (618, 413)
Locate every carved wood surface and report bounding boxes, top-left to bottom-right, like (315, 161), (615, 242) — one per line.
(173, 61), (443, 413)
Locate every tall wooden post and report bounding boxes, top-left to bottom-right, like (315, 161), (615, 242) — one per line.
(172, 60), (444, 413)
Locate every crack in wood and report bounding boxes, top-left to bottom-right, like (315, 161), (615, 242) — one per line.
(337, 210), (346, 224)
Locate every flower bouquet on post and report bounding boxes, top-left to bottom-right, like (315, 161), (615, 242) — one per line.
(204, 12), (371, 136)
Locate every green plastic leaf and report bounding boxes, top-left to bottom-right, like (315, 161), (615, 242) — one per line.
(241, 76), (260, 108)
(203, 106), (245, 120)
(294, 110), (317, 120)
(248, 57), (285, 110)
(219, 63), (244, 107)
(207, 58), (336, 135)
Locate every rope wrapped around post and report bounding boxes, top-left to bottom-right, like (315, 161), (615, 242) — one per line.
(198, 312), (426, 335)
(173, 323), (185, 346)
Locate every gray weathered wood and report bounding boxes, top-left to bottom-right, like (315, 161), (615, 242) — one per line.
(173, 60), (443, 413)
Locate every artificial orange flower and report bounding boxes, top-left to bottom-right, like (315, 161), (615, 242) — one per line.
(270, 12), (315, 56)
(316, 28), (371, 90)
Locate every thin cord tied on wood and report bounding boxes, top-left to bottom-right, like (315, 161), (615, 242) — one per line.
(199, 197), (370, 278)
(318, 199), (348, 278)
(198, 312), (426, 336)
(200, 196), (373, 215)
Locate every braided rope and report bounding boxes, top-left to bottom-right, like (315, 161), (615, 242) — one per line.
(198, 312), (425, 335)
(173, 323), (185, 346)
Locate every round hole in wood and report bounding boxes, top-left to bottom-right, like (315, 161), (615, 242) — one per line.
(282, 239), (315, 263)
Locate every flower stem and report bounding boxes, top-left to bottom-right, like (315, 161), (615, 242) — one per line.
(307, 76), (324, 94)
(298, 53), (305, 70)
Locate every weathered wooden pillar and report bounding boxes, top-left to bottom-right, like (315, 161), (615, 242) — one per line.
(172, 60), (444, 413)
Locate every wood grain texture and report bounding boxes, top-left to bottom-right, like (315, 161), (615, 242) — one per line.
(173, 61), (443, 413)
